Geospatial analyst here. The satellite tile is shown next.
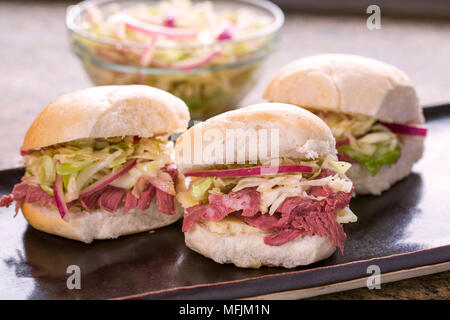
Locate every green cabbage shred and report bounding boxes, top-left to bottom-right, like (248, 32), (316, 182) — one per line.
(23, 136), (171, 198)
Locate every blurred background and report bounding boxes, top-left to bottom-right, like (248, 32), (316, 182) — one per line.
(1, 0), (450, 170)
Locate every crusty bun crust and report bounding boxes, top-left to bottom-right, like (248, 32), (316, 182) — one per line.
(185, 221), (336, 268)
(263, 54), (424, 124)
(175, 103), (336, 173)
(348, 135), (424, 195)
(21, 198), (183, 243)
(22, 85), (190, 150)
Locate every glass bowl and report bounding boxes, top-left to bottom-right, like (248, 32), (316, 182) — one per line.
(66, 0), (284, 119)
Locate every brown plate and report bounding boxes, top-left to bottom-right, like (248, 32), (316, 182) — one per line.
(0, 106), (449, 300)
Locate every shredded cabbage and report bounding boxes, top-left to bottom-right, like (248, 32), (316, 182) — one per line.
(339, 144), (401, 176)
(315, 111), (376, 140)
(338, 123), (402, 176)
(40, 184), (54, 196)
(73, 0), (275, 119)
(22, 136), (173, 200)
(40, 155), (56, 186)
(76, 149), (123, 190)
(191, 177), (214, 201)
(322, 155), (352, 175)
(109, 172), (139, 190)
(335, 207), (358, 224)
(25, 155), (56, 195)
(314, 111), (402, 175)
(131, 159), (167, 178)
(56, 162), (90, 176)
(65, 174), (79, 202)
(184, 157), (353, 215)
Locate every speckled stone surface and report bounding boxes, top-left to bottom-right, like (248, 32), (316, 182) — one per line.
(309, 271), (450, 300)
(0, 1), (449, 299)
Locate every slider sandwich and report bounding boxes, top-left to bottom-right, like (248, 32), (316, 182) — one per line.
(175, 103), (357, 268)
(0, 85), (189, 243)
(264, 54), (427, 195)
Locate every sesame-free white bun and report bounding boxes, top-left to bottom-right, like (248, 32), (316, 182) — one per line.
(22, 85), (190, 150)
(19, 85), (189, 241)
(263, 54), (425, 124)
(21, 199), (183, 243)
(185, 221), (336, 268)
(175, 103), (337, 173)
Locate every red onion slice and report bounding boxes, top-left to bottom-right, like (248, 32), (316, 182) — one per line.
(79, 159), (137, 198)
(120, 15), (198, 38)
(54, 174), (69, 219)
(336, 138), (351, 148)
(20, 149), (34, 156)
(217, 22), (236, 41)
(184, 165), (313, 178)
(337, 152), (356, 163)
(336, 121), (426, 148)
(379, 121), (428, 136)
(164, 12), (176, 28)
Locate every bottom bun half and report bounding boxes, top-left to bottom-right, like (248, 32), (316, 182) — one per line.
(184, 220), (336, 269)
(22, 198), (183, 243)
(348, 135), (424, 195)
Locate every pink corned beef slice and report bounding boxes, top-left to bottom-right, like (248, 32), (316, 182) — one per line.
(0, 165), (178, 217)
(182, 178), (352, 253)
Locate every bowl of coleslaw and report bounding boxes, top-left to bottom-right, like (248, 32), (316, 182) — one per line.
(66, 0), (284, 119)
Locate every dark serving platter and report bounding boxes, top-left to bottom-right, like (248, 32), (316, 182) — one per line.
(0, 106), (449, 300)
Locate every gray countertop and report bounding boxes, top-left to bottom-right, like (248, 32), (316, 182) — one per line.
(0, 1), (449, 299)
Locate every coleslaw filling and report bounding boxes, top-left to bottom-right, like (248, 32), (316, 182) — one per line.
(22, 136), (174, 202)
(76, 0), (275, 119)
(314, 111), (402, 176)
(177, 155), (356, 223)
(80, 0), (273, 69)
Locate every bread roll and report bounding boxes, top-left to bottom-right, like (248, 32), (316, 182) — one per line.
(22, 85), (190, 150)
(185, 220), (336, 268)
(263, 54), (424, 124)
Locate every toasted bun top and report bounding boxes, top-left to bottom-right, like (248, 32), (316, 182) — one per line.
(264, 54), (424, 124)
(22, 85), (190, 150)
(175, 103), (336, 173)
